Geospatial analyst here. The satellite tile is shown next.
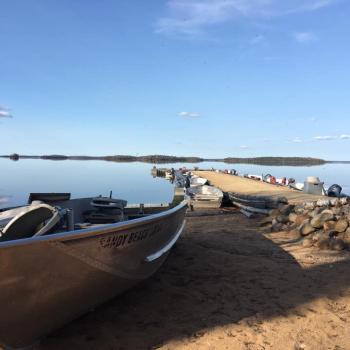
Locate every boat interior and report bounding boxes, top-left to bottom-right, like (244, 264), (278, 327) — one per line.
(0, 193), (172, 243)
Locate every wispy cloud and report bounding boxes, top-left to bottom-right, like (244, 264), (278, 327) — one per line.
(292, 137), (303, 143)
(155, 0), (336, 37)
(314, 135), (339, 141)
(340, 134), (350, 139)
(179, 111), (201, 118)
(0, 106), (13, 118)
(239, 145), (249, 149)
(293, 31), (318, 43)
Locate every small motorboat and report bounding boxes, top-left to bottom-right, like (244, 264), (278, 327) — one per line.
(186, 185), (223, 208)
(0, 193), (187, 349)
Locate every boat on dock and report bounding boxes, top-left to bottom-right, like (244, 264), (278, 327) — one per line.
(186, 185), (223, 209)
(0, 193), (187, 349)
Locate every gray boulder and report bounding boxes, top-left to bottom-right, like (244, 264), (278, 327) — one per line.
(310, 210), (334, 228)
(335, 219), (349, 233)
(323, 220), (336, 231)
(299, 222), (316, 236)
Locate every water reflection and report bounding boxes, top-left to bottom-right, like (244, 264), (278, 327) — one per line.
(0, 159), (349, 209)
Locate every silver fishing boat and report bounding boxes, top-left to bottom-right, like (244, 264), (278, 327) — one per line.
(0, 193), (187, 349)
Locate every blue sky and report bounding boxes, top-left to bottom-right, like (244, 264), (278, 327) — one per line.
(1, 0), (350, 159)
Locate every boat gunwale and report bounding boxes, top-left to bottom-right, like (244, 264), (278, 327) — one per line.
(0, 200), (188, 249)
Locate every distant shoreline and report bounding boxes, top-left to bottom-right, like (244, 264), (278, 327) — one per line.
(2, 154), (350, 166)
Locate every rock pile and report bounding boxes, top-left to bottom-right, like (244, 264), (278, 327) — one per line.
(260, 197), (350, 251)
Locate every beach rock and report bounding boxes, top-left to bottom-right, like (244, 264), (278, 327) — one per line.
(316, 238), (330, 250)
(340, 197), (349, 205)
(279, 204), (295, 216)
(310, 210), (334, 228)
(317, 199), (331, 207)
(304, 202), (316, 210)
(335, 219), (349, 233)
(276, 214), (289, 224)
(288, 212), (298, 223)
(294, 205), (305, 215)
(299, 222), (316, 236)
(330, 198), (340, 206)
(295, 214), (310, 226)
(323, 220), (336, 231)
(331, 207), (343, 216)
(342, 228), (350, 243)
(341, 205), (350, 216)
(312, 230), (326, 243)
(329, 238), (346, 251)
(309, 207), (324, 218)
(302, 237), (314, 248)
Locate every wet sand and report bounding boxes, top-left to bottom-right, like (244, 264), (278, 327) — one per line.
(193, 171), (324, 204)
(34, 211), (350, 350)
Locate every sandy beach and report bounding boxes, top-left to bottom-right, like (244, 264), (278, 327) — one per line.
(30, 210), (350, 350)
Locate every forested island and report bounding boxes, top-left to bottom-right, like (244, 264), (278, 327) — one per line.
(1, 153), (345, 166)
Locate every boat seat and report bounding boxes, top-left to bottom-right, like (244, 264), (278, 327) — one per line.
(0, 204), (62, 242)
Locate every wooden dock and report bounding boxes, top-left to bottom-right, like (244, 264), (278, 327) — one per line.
(193, 171), (325, 205)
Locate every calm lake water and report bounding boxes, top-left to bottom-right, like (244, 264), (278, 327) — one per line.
(1, 158), (350, 209)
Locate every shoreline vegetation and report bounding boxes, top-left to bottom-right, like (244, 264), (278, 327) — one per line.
(1, 154), (349, 166)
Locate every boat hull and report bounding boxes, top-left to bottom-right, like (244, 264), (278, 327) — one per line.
(0, 201), (187, 349)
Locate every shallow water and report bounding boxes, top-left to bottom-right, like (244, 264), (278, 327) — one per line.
(0, 159), (349, 208)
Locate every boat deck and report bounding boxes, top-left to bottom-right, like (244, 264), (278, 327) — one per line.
(193, 171), (325, 205)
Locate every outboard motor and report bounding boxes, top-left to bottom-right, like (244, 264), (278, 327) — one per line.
(84, 197), (127, 223)
(327, 184), (342, 198)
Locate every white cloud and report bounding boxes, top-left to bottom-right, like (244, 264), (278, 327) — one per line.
(179, 111), (201, 117)
(313, 135), (337, 141)
(0, 106), (13, 118)
(292, 137), (303, 143)
(239, 145), (249, 149)
(155, 0), (336, 36)
(313, 134), (350, 141)
(294, 31), (317, 43)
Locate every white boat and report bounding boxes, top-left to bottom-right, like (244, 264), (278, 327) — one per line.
(186, 185), (223, 208)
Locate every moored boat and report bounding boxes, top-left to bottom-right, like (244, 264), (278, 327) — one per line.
(0, 194), (187, 349)
(186, 185), (223, 209)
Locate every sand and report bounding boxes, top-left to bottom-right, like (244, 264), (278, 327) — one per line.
(193, 171), (324, 204)
(33, 211), (350, 350)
